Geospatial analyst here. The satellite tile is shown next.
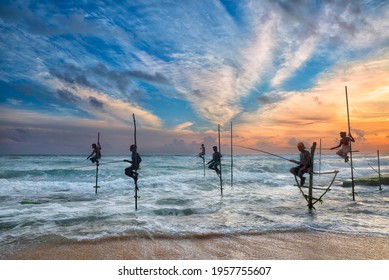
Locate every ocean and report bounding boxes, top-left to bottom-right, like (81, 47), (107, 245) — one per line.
(0, 153), (388, 258)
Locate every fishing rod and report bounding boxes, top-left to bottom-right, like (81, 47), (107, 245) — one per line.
(234, 145), (291, 161)
(368, 163), (379, 174)
(67, 163), (97, 170)
(98, 160), (124, 165)
(65, 160), (123, 170)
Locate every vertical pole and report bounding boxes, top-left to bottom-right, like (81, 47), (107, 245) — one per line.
(95, 164), (99, 194)
(345, 86), (355, 201)
(133, 114), (138, 210)
(203, 156), (205, 177)
(94, 132), (100, 194)
(319, 138), (322, 176)
(308, 142), (317, 210)
(378, 150), (382, 191)
(231, 121), (233, 187)
(218, 124), (223, 197)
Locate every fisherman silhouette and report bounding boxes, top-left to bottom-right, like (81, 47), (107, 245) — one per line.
(87, 141), (101, 165)
(207, 146), (222, 176)
(198, 144), (205, 159)
(331, 131), (355, 162)
(289, 142), (311, 186)
(124, 144), (142, 183)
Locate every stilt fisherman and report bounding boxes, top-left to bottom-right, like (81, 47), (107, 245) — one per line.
(331, 131), (355, 162)
(207, 146), (222, 176)
(124, 144), (142, 183)
(289, 142), (311, 186)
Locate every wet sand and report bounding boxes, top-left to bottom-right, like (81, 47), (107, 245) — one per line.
(4, 231), (389, 260)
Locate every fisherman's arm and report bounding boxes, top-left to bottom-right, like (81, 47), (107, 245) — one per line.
(86, 151), (94, 159)
(331, 142), (341, 149)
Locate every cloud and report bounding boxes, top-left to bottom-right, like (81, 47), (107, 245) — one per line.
(234, 49), (389, 151)
(49, 63), (170, 100)
(69, 86), (163, 128)
(1, 1), (389, 154)
(4, 128), (30, 143)
(57, 89), (81, 103)
(352, 128), (366, 143)
(88, 96), (104, 109)
(270, 36), (318, 87)
(174, 122), (194, 132)
(257, 90), (287, 106)
(0, 3), (103, 36)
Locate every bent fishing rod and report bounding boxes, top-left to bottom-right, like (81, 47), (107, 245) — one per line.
(234, 145), (291, 161)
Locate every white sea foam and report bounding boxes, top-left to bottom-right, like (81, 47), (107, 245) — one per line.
(0, 154), (388, 245)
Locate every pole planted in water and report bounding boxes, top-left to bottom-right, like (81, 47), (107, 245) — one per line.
(94, 132), (100, 194)
(345, 86), (355, 201)
(218, 124), (223, 197)
(133, 114), (138, 210)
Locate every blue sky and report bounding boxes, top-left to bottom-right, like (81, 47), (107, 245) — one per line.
(1, 0), (389, 155)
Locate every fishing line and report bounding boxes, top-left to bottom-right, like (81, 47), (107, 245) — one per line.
(62, 160), (124, 170)
(66, 163), (96, 170)
(368, 163), (379, 174)
(98, 160), (124, 165)
(234, 145), (291, 161)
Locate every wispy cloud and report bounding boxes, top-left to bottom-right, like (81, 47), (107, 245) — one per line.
(0, 0), (388, 154)
(235, 50), (389, 150)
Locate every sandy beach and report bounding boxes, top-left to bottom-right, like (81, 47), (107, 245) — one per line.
(3, 231), (389, 260)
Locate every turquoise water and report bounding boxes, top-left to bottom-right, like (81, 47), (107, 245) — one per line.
(0, 153), (388, 251)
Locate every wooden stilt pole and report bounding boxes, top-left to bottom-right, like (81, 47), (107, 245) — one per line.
(133, 114), (138, 210)
(218, 124), (223, 197)
(345, 86), (355, 201)
(203, 156), (205, 177)
(94, 132), (100, 194)
(231, 121), (233, 187)
(308, 142), (317, 210)
(94, 163), (99, 194)
(319, 138), (322, 176)
(378, 150), (382, 191)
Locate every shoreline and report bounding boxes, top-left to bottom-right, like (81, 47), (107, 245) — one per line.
(3, 230), (389, 260)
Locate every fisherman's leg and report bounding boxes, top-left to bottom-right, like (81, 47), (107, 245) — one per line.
(132, 169), (139, 181)
(298, 169), (306, 186)
(336, 150), (346, 159)
(125, 167), (133, 178)
(290, 166), (298, 176)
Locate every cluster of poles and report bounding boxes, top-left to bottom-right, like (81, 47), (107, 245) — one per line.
(87, 87), (384, 210)
(89, 114), (139, 209)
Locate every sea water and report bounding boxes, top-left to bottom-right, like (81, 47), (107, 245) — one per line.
(0, 153), (388, 254)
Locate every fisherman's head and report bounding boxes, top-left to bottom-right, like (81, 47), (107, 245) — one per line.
(130, 144), (137, 152)
(297, 142), (306, 151)
(92, 143), (97, 148)
(340, 131), (347, 137)
(213, 146), (218, 151)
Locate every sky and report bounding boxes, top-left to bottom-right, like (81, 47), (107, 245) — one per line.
(0, 0), (389, 155)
